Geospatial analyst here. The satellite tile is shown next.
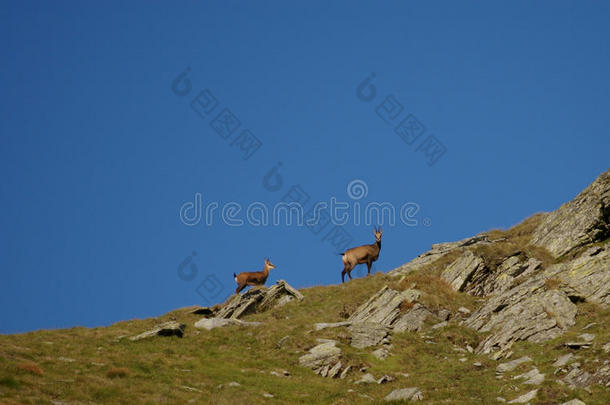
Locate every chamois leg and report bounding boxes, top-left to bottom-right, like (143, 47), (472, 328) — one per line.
(341, 263), (354, 283)
(235, 284), (246, 294)
(366, 261), (372, 276)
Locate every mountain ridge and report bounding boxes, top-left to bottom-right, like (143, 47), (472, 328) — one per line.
(1, 169), (609, 404)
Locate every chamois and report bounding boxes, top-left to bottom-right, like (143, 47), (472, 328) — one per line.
(233, 258), (276, 294)
(339, 227), (382, 283)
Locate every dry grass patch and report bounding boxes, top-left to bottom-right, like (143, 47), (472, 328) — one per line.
(392, 273), (476, 312)
(16, 362), (43, 376)
(106, 367), (129, 379)
(544, 277), (561, 290)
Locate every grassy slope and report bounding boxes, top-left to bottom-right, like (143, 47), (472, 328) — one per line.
(2, 216), (609, 404)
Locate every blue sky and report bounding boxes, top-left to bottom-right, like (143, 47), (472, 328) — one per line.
(1, 1), (609, 334)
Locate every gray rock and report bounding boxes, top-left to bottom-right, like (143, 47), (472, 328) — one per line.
(543, 246), (610, 307)
(216, 280), (304, 319)
(431, 321), (448, 330)
(563, 342), (591, 349)
(562, 400), (586, 405)
(553, 353), (575, 367)
(402, 288), (422, 302)
(388, 235), (490, 277)
(372, 347), (390, 360)
(216, 287), (267, 319)
(394, 303), (434, 333)
(578, 333), (595, 342)
(384, 387), (423, 402)
(129, 321), (186, 341)
(531, 169), (610, 258)
(194, 318), (262, 330)
(327, 361), (342, 378)
(562, 367), (594, 388)
(313, 321), (352, 331)
(496, 356), (532, 374)
(603, 342), (610, 353)
(259, 280), (304, 310)
(348, 322), (390, 348)
(437, 309), (451, 321)
(348, 286), (413, 326)
(377, 374), (394, 384)
(458, 307), (471, 315)
(507, 389), (538, 404)
(465, 278), (577, 355)
(355, 373), (377, 384)
(479, 257), (542, 296)
(298, 341), (341, 369)
(441, 250), (486, 292)
(339, 365), (352, 379)
(514, 367), (545, 385)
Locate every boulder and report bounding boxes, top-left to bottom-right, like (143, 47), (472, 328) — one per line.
(507, 389), (537, 404)
(393, 304), (434, 333)
(348, 286), (413, 326)
(355, 373), (377, 384)
(348, 322), (390, 348)
(514, 368), (545, 385)
(194, 318), (262, 330)
(384, 387), (423, 402)
(531, 169), (609, 258)
(299, 341), (340, 368)
(496, 356), (532, 374)
(215, 280), (304, 319)
(129, 321), (186, 341)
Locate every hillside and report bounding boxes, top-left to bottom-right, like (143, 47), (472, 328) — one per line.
(1, 169), (609, 405)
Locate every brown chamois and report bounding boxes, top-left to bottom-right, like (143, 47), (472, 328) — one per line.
(233, 258), (276, 294)
(339, 227), (382, 283)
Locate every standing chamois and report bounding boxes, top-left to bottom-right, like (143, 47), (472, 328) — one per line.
(233, 258), (276, 294)
(339, 227), (382, 283)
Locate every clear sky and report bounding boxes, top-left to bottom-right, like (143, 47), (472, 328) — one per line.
(1, 1), (609, 334)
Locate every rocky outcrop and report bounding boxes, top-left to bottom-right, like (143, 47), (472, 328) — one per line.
(531, 169), (610, 258)
(298, 340), (349, 378)
(348, 286), (411, 326)
(543, 245), (610, 306)
(129, 321), (186, 341)
(216, 280), (304, 319)
(348, 322), (391, 348)
(193, 280), (303, 331)
(441, 250), (486, 292)
(388, 235), (490, 276)
(393, 304), (434, 333)
(464, 277), (577, 356)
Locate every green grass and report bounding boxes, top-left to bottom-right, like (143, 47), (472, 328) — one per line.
(3, 272), (607, 404)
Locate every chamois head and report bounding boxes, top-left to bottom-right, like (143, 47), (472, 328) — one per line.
(373, 227), (383, 242)
(265, 258), (276, 270)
